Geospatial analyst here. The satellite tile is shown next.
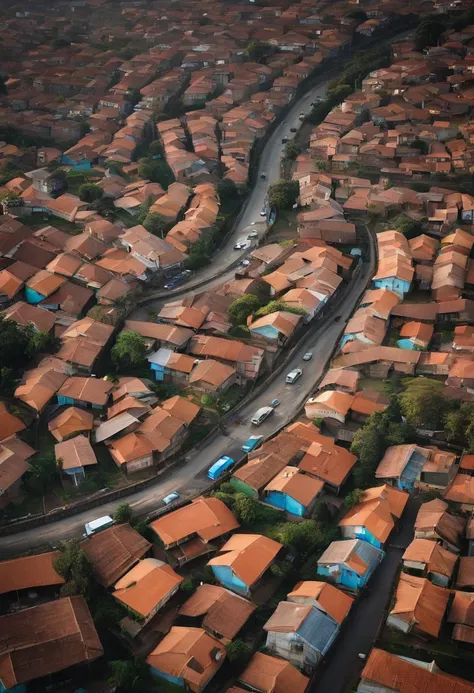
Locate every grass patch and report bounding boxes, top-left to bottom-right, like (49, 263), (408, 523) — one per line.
(358, 377), (395, 395)
(19, 213), (81, 234)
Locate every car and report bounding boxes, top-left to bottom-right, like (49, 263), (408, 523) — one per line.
(282, 137), (288, 144)
(270, 398), (280, 408)
(247, 230), (258, 239)
(83, 516), (114, 538)
(164, 280), (177, 289)
(239, 259), (251, 268)
(334, 315), (342, 322)
(286, 368), (303, 384)
(162, 491), (180, 505)
(207, 456), (234, 480)
(241, 435), (264, 453)
(251, 406), (274, 426)
(234, 242), (245, 250)
(260, 172), (267, 179)
(303, 352), (313, 361)
(290, 127), (297, 133)
(260, 207), (267, 217)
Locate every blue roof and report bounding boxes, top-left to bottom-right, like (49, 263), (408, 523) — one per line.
(297, 608), (339, 655)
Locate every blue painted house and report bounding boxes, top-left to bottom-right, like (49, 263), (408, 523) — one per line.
(146, 626), (226, 692)
(208, 534), (282, 597)
(147, 348), (195, 384)
(25, 271), (66, 305)
(262, 466), (323, 517)
(375, 444), (430, 492)
(396, 321), (433, 351)
(339, 486), (409, 549)
(317, 539), (384, 591)
(57, 376), (114, 412)
(248, 311), (302, 343)
(264, 601), (340, 673)
(372, 231), (414, 298)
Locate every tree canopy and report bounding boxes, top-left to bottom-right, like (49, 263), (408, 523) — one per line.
(399, 378), (448, 429)
(78, 183), (103, 203)
(54, 540), (96, 601)
(138, 157), (175, 189)
(113, 503), (133, 524)
(267, 180), (299, 210)
(142, 211), (168, 238)
(228, 294), (262, 326)
(112, 331), (147, 369)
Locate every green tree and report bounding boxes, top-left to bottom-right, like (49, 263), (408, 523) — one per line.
(399, 378), (448, 429)
(78, 183), (103, 203)
(113, 502), (133, 524)
(112, 331), (146, 368)
(445, 402), (474, 452)
(228, 294), (261, 326)
(246, 40), (273, 62)
(282, 140), (302, 161)
(27, 330), (59, 357)
(24, 449), (59, 496)
(276, 520), (331, 559)
(216, 178), (239, 205)
(415, 19), (446, 50)
(54, 540), (96, 600)
(226, 639), (253, 664)
(345, 489), (364, 509)
(267, 180), (299, 210)
(108, 659), (154, 693)
(233, 493), (259, 525)
(255, 300), (306, 318)
(142, 211), (168, 238)
(138, 158), (175, 189)
(149, 140), (163, 156)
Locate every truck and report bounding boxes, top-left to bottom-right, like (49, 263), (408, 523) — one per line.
(241, 435), (264, 453)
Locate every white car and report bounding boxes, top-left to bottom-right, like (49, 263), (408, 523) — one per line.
(303, 352), (313, 361)
(162, 492), (180, 505)
(260, 207), (267, 217)
(247, 231), (258, 239)
(286, 368), (303, 384)
(234, 242), (245, 250)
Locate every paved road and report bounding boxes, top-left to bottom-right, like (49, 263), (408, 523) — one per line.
(310, 496), (420, 693)
(130, 80), (329, 320)
(0, 222), (374, 555)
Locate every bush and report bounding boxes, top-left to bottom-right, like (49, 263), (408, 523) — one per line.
(113, 503), (133, 524)
(228, 294), (262, 326)
(78, 183), (103, 203)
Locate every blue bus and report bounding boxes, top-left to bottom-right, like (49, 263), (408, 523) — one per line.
(241, 435), (264, 453)
(207, 455), (234, 480)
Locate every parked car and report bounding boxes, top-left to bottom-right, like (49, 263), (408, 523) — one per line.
(241, 435), (264, 453)
(240, 259), (251, 266)
(251, 406), (274, 425)
(83, 516), (114, 538)
(334, 315), (342, 322)
(303, 352), (313, 361)
(282, 137), (288, 144)
(270, 398), (280, 407)
(234, 242), (245, 250)
(162, 491), (180, 505)
(286, 368), (303, 384)
(260, 206), (267, 217)
(260, 172), (267, 179)
(299, 113), (305, 120)
(290, 127), (297, 133)
(247, 230), (258, 239)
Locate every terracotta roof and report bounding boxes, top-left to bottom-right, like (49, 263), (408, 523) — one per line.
(3, 301), (56, 333)
(249, 311), (301, 338)
(376, 444), (429, 480)
(189, 359), (235, 388)
(402, 538), (457, 578)
(287, 581), (353, 624)
(0, 551), (64, 595)
(0, 401), (25, 442)
(238, 652), (309, 693)
(55, 435), (97, 471)
(359, 484), (409, 519)
(361, 648), (474, 693)
(415, 499), (465, 547)
(299, 433), (357, 487)
(0, 596), (103, 689)
(151, 496), (239, 547)
(146, 627), (226, 690)
(179, 584), (256, 640)
(208, 534), (282, 587)
(57, 377), (114, 406)
(0, 436), (34, 493)
(449, 591), (474, 626)
(444, 473), (474, 505)
(456, 557), (474, 589)
(389, 573), (450, 637)
(161, 395), (201, 425)
(81, 523), (151, 587)
(263, 600), (312, 633)
(319, 368), (359, 393)
(113, 558), (183, 618)
(48, 407), (94, 442)
(264, 466), (323, 507)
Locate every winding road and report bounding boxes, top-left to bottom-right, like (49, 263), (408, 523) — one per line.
(0, 79), (375, 556)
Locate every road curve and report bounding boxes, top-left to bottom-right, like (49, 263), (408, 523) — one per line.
(0, 221), (375, 555)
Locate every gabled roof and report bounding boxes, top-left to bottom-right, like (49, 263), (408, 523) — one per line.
(179, 584), (256, 640)
(48, 407), (94, 442)
(264, 466), (323, 507)
(287, 581), (353, 624)
(237, 652), (309, 693)
(389, 573), (450, 637)
(208, 534), (282, 587)
(402, 538), (457, 578)
(113, 558), (183, 618)
(0, 551), (64, 595)
(55, 435), (97, 471)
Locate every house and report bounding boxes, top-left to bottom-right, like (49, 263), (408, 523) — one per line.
(444, 473), (474, 512)
(2, 301), (55, 333)
(372, 230), (414, 297)
(147, 348), (196, 384)
(317, 539), (384, 591)
(0, 551), (64, 596)
(456, 557), (474, 590)
(387, 573), (450, 638)
(146, 626), (226, 693)
(25, 270), (66, 305)
(55, 435), (97, 487)
(81, 523), (151, 587)
(113, 558), (183, 627)
(56, 318), (115, 374)
(357, 648), (474, 693)
(15, 358), (69, 414)
(235, 652), (309, 693)
(248, 311), (302, 343)
(208, 534), (282, 597)
(298, 434), (357, 493)
(375, 444), (430, 491)
(414, 498), (465, 553)
(339, 485), (409, 548)
(287, 581), (354, 625)
(188, 335), (264, 383)
(396, 321), (434, 350)
(150, 497), (239, 566)
(178, 584), (256, 643)
(57, 376), (114, 411)
(448, 590), (474, 644)
(0, 401), (26, 441)
(262, 466), (323, 517)
(188, 359), (236, 393)
(263, 600), (340, 673)
(0, 436), (36, 510)
(0, 597), (103, 692)
(48, 407), (94, 442)
(402, 538), (457, 586)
